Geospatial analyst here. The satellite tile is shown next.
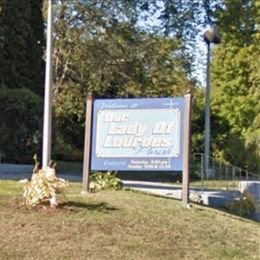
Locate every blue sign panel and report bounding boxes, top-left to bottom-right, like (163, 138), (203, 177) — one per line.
(91, 98), (185, 171)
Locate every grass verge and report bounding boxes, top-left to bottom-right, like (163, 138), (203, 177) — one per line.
(0, 180), (259, 260)
(190, 180), (240, 190)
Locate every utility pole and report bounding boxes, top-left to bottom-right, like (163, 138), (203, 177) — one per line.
(42, 0), (53, 169)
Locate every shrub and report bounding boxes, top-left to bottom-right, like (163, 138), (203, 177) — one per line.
(225, 191), (256, 218)
(0, 88), (42, 163)
(89, 172), (123, 192)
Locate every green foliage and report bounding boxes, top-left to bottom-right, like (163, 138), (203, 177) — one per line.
(53, 136), (83, 162)
(0, 0), (44, 95)
(191, 88), (205, 155)
(211, 0), (260, 172)
(0, 0), (44, 163)
(89, 172), (123, 192)
(51, 1), (197, 160)
(225, 191), (256, 219)
(0, 88), (42, 163)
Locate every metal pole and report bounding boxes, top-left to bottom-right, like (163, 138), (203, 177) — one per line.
(204, 42), (211, 179)
(42, 0), (53, 169)
(225, 164), (229, 190)
(201, 154), (204, 192)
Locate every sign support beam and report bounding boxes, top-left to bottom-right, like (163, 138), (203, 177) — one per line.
(82, 93), (93, 195)
(182, 92), (192, 208)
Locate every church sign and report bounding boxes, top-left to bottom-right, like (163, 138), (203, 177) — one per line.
(91, 98), (185, 171)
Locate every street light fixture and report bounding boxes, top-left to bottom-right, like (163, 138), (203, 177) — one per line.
(203, 25), (220, 179)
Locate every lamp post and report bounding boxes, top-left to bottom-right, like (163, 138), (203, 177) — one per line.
(42, 0), (53, 169)
(203, 26), (220, 179)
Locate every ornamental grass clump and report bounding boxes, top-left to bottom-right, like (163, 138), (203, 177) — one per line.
(21, 161), (69, 208)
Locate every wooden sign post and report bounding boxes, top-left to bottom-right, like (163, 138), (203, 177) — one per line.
(82, 93), (93, 195)
(182, 92), (192, 208)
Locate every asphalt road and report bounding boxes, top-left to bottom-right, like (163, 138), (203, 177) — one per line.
(0, 163), (82, 181)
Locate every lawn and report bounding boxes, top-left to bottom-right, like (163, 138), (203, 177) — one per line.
(190, 180), (240, 190)
(0, 180), (259, 260)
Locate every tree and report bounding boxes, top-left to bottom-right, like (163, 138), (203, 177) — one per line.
(27, 0), (45, 96)
(0, 0), (44, 162)
(50, 1), (197, 160)
(211, 0), (260, 171)
(0, 0), (44, 95)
